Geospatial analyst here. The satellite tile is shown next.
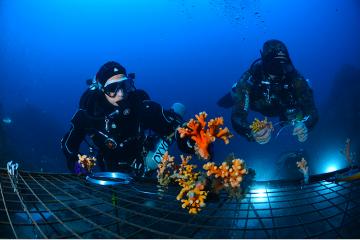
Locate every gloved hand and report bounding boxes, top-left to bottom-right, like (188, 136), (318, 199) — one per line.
(175, 130), (196, 154)
(252, 126), (273, 144)
(292, 122), (308, 142)
(74, 161), (89, 175)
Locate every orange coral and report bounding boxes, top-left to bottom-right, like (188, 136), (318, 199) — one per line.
(156, 152), (250, 214)
(203, 158), (247, 189)
(178, 112), (233, 160)
(296, 157), (307, 171)
(77, 154), (96, 172)
(296, 157), (309, 184)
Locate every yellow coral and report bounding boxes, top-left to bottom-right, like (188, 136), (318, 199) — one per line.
(178, 112), (233, 160)
(156, 152), (249, 214)
(203, 158), (247, 189)
(180, 182), (207, 214)
(175, 155), (208, 214)
(296, 157), (308, 171)
(157, 152), (176, 187)
(250, 117), (273, 133)
(77, 154), (96, 172)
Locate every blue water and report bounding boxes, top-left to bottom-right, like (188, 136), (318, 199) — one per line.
(0, 0), (359, 180)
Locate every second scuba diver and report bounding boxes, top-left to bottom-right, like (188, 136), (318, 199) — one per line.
(218, 40), (318, 144)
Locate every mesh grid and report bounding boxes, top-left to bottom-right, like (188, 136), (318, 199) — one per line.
(1, 168), (360, 238)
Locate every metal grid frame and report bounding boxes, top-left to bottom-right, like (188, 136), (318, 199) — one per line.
(1, 168), (360, 238)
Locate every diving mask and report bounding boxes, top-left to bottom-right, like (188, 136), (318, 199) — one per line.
(103, 77), (135, 97)
(264, 58), (294, 77)
(261, 48), (294, 77)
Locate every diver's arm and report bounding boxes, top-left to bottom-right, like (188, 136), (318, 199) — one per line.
(231, 71), (254, 141)
(140, 100), (195, 153)
(61, 110), (87, 172)
(141, 100), (183, 137)
(294, 77), (319, 130)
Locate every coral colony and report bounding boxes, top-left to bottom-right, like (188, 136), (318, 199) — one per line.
(296, 157), (309, 184)
(157, 112), (249, 214)
(177, 111), (233, 160)
(249, 117), (273, 134)
(77, 154), (97, 173)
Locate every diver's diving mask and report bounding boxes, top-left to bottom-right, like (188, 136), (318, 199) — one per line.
(264, 58), (294, 77)
(103, 77), (135, 97)
(261, 48), (294, 77)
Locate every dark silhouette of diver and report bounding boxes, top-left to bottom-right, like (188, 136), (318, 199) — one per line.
(218, 40), (318, 144)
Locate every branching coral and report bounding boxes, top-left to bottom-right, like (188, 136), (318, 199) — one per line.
(178, 112), (233, 160)
(250, 117), (273, 133)
(179, 182), (207, 214)
(157, 151), (176, 187)
(296, 157), (308, 173)
(175, 155), (208, 214)
(296, 157), (309, 184)
(203, 158), (247, 189)
(77, 154), (96, 172)
(157, 152), (250, 213)
(157, 111), (251, 214)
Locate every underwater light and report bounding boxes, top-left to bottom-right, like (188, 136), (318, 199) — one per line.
(325, 165), (337, 173)
(253, 188), (267, 197)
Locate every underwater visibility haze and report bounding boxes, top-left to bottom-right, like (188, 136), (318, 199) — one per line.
(0, 0), (360, 180)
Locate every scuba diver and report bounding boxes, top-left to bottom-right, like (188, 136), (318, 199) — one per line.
(61, 61), (194, 175)
(218, 40), (318, 144)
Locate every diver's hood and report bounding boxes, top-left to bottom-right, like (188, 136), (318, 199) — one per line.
(261, 40), (290, 62)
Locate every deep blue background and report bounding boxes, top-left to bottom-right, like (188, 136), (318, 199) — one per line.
(1, 0), (359, 180)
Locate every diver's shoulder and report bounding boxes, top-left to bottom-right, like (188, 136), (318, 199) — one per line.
(244, 58), (264, 84)
(291, 71), (313, 89)
(249, 58), (263, 74)
(79, 89), (103, 108)
(130, 89), (151, 102)
(291, 70), (307, 82)
(78, 88), (109, 118)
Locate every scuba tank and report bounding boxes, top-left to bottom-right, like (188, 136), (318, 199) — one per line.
(143, 102), (185, 173)
(143, 136), (170, 172)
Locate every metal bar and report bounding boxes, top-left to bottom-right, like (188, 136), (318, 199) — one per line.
(45, 174), (184, 238)
(1, 169), (360, 238)
(31, 174), (122, 238)
(0, 181), (18, 238)
(19, 173), (81, 238)
(6, 171), (47, 238)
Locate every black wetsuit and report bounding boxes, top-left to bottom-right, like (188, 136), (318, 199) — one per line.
(61, 88), (192, 173)
(231, 59), (319, 140)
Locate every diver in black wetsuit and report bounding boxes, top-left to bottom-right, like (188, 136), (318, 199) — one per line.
(218, 40), (319, 144)
(61, 61), (194, 175)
